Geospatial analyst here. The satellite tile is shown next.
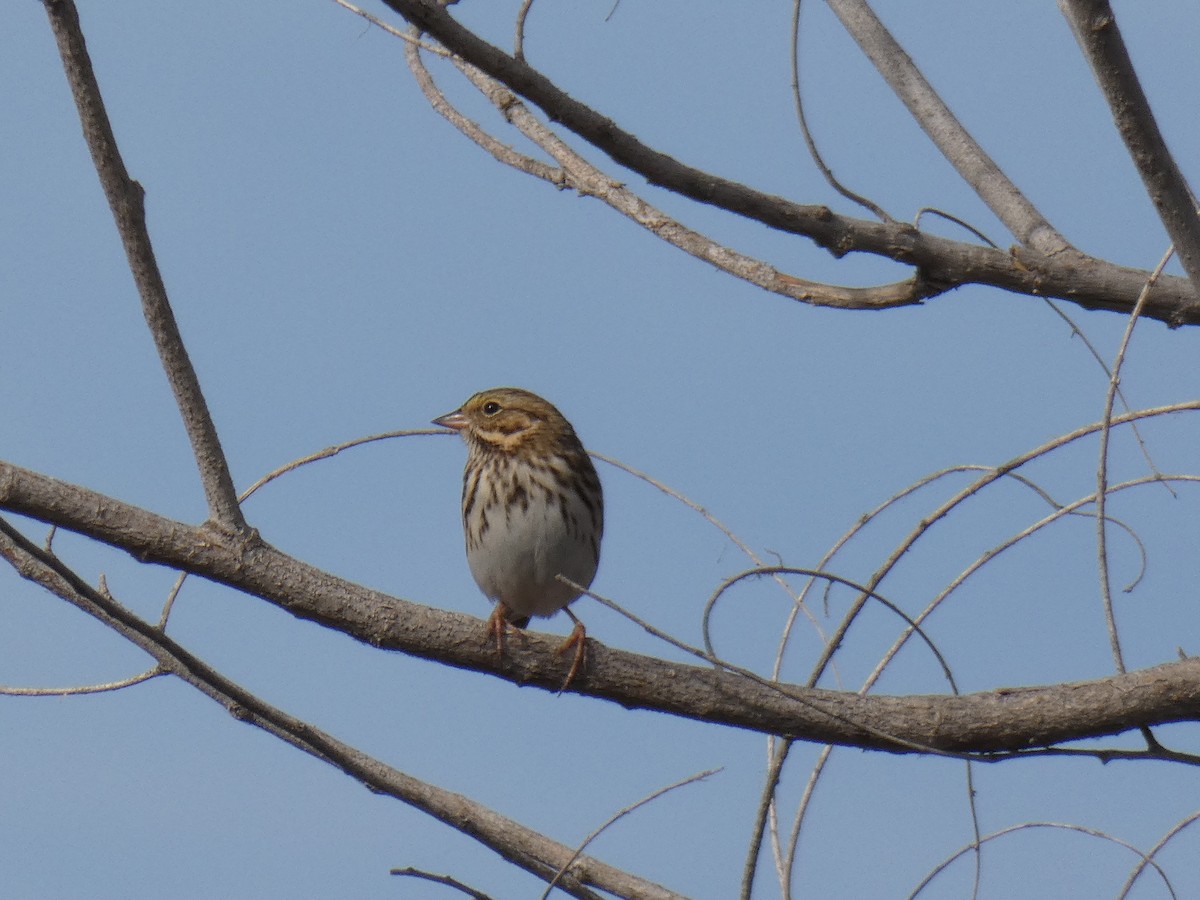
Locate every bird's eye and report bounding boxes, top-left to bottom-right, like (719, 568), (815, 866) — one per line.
(482, 401), (501, 416)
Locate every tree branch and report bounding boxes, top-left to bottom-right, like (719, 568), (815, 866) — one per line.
(414, 38), (936, 310)
(374, 0), (1200, 324)
(3, 457), (1200, 753)
(0, 516), (678, 900)
(1059, 0), (1200, 306)
(825, 0), (1070, 254)
(41, 0), (246, 528)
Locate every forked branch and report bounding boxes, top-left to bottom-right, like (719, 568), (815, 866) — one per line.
(374, 0), (1199, 324)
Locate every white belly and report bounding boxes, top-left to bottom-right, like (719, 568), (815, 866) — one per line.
(466, 484), (599, 619)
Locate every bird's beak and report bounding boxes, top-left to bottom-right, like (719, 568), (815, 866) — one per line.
(432, 409), (467, 431)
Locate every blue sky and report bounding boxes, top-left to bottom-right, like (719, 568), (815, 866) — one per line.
(3, 2), (1200, 897)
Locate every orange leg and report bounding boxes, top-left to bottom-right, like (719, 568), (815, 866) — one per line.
(486, 603), (512, 659)
(554, 609), (587, 691)
(486, 603), (531, 661)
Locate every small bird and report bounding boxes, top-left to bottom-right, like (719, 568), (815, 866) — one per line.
(433, 387), (603, 687)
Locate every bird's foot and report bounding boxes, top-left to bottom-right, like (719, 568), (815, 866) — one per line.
(486, 603), (530, 663)
(554, 611), (587, 692)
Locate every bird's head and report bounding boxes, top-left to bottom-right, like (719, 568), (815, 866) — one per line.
(433, 387), (575, 455)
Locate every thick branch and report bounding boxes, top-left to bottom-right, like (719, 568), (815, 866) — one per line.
(3, 459), (1199, 753)
(1059, 0), (1200, 305)
(376, 0), (1200, 324)
(42, 0), (246, 528)
(0, 519), (673, 900)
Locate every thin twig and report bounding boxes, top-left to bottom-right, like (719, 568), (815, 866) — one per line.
(590, 452), (830, 654)
(989, 744), (1200, 766)
(750, 737), (793, 900)
(789, 0), (892, 221)
(0, 666), (162, 696)
(541, 769), (721, 899)
(863, 473), (1173, 690)
(514, 0), (535, 61)
(1117, 810), (1200, 900)
(1043, 298), (1176, 495)
(780, 745), (830, 896)
(157, 428), (443, 627)
(914, 208), (997, 247)
(567, 576), (976, 760)
(699, 568), (959, 697)
(390, 868), (493, 899)
(333, 0), (451, 56)
(240, 429), (443, 500)
(1094, 246), (1173, 675)
(806, 402), (1195, 690)
(909, 821), (1176, 899)
(402, 34), (567, 182)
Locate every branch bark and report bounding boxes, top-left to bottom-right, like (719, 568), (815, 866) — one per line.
(4, 457), (1199, 754)
(1059, 0), (1200, 306)
(825, 0), (1071, 255)
(403, 32), (936, 310)
(42, 0), (246, 529)
(374, 0), (1200, 325)
(0, 517), (676, 900)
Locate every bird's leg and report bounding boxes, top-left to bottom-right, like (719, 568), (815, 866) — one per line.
(486, 602), (531, 660)
(554, 608), (587, 691)
(486, 603), (512, 660)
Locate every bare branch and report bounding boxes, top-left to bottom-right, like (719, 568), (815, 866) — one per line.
(1043, 299), (1177, 490)
(40, 0), (245, 528)
(370, 2), (1200, 322)
(910, 821), (1176, 899)
(390, 869), (495, 899)
(514, 0), (535, 61)
(400, 32), (563, 183)
(804, 403), (1199, 690)
(0, 667), (162, 696)
(4, 451), (1200, 753)
(0, 517), (678, 900)
(790, 0), (894, 222)
(1094, 247), (1173, 674)
(441, 55), (929, 309)
(825, 0), (1070, 254)
(1059, 0), (1200, 303)
(542, 769), (720, 899)
(1118, 811), (1200, 900)
(382, 12), (938, 310)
